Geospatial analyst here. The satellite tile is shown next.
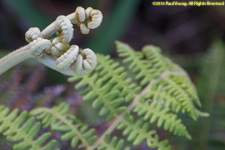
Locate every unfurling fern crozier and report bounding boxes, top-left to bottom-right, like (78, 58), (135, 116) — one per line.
(0, 6), (103, 76)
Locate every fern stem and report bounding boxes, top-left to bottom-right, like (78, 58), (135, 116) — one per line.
(0, 45), (30, 75)
(88, 81), (154, 150)
(41, 13), (74, 39)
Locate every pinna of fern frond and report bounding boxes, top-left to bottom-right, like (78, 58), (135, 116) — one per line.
(30, 102), (97, 149)
(116, 41), (208, 119)
(0, 106), (57, 150)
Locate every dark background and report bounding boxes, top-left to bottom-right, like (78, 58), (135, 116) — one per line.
(0, 0), (225, 54)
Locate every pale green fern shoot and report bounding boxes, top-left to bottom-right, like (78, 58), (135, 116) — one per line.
(0, 7), (103, 76)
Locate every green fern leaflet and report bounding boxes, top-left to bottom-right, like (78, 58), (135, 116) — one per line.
(0, 106), (57, 150)
(30, 102), (97, 149)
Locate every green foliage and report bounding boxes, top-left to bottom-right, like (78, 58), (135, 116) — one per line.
(0, 41), (208, 150)
(30, 102), (97, 149)
(117, 43), (204, 119)
(67, 41), (207, 149)
(0, 106), (57, 150)
(117, 114), (171, 150)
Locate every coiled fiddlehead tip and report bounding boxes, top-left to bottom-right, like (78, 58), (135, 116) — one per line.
(25, 27), (42, 43)
(29, 38), (52, 57)
(87, 9), (103, 29)
(55, 15), (74, 43)
(80, 23), (90, 34)
(85, 7), (93, 19)
(76, 48), (97, 74)
(56, 45), (79, 70)
(55, 45), (97, 76)
(75, 7), (86, 23)
(72, 6), (103, 34)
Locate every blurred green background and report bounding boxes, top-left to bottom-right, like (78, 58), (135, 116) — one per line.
(0, 0), (225, 150)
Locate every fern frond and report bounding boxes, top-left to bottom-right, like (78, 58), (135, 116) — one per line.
(116, 41), (205, 119)
(133, 95), (191, 139)
(0, 106), (57, 150)
(69, 41), (207, 149)
(30, 102), (97, 149)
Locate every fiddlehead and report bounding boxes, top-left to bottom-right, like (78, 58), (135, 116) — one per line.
(56, 45), (97, 75)
(85, 7), (103, 29)
(56, 45), (79, 70)
(75, 48), (97, 74)
(73, 7), (86, 24)
(72, 7), (103, 34)
(25, 27), (42, 43)
(55, 15), (74, 43)
(0, 6), (103, 76)
(29, 38), (52, 57)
